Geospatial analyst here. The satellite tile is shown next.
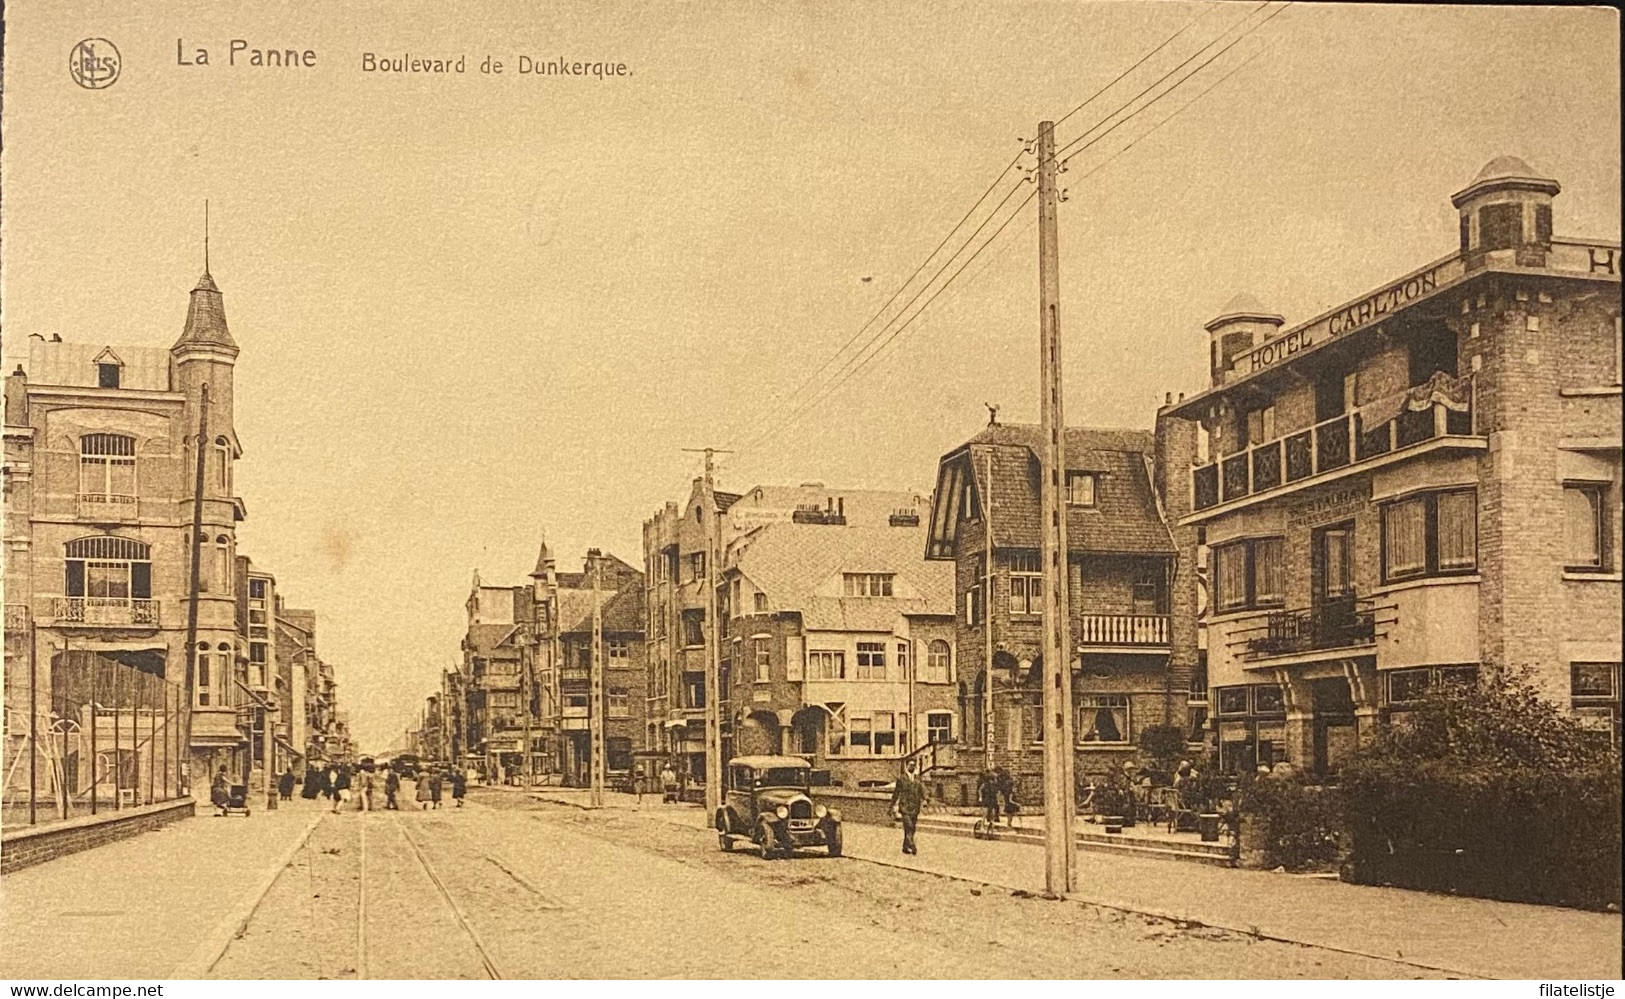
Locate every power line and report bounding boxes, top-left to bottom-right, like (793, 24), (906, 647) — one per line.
(731, 35), (1282, 465)
(719, 149), (1028, 450)
(1048, 1), (1274, 167)
(1052, 1), (1224, 131)
(720, 7), (1238, 453)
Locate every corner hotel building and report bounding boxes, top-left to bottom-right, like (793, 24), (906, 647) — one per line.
(1155, 157), (1621, 773)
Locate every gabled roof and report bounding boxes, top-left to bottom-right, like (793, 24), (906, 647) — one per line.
(926, 423), (1174, 558)
(729, 521), (953, 632)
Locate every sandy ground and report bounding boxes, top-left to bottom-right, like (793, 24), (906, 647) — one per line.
(210, 789), (1442, 979)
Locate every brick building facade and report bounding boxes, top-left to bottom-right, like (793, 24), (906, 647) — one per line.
(926, 423), (1194, 803)
(1157, 157), (1622, 772)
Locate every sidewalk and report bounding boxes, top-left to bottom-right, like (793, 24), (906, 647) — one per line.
(0, 797), (326, 979)
(501, 786), (1622, 980)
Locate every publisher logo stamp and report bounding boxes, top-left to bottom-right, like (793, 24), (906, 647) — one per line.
(69, 38), (121, 89)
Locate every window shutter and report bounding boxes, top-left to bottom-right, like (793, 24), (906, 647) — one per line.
(66, 560), (85, 597)
(131, 562), (152, 599)
(785, 634), (804, 680)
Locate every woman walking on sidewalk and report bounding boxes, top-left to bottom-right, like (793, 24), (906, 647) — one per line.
(450, 769), (467, 807)
(429, 769), (444, 809)
(415, 773), (433, 809)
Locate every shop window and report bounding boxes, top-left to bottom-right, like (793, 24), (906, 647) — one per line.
(1382, 489), (1477, 583)
(1213, 537), (1284, 612)
(1079, 695), (1129, 744)
(1217, 686), (1250, 715)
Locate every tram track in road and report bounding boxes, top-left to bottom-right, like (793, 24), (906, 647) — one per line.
(389, 812), (506, 980)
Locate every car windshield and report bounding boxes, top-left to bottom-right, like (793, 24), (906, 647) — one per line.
(756, 767), (809, 788)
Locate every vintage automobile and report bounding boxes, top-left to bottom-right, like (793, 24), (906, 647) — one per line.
(715, 755), (843, 859)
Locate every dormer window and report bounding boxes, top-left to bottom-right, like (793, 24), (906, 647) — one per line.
(842, 573), (893, 597)
(93, 348), (125, 389)
(1066, 472), (1098, 507)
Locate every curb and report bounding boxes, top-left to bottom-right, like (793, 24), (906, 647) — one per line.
(840, 844), (1484, 980)
(170, 811), (326, 979)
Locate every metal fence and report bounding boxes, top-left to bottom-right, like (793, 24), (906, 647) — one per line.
(3, 637), (191, 827)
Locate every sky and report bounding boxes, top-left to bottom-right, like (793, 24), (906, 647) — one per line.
(3, 1), (1619, 753)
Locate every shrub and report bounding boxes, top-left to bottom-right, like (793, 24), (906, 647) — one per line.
(1236, 773), (1344, 871)
(1342, 665), (1622, 910)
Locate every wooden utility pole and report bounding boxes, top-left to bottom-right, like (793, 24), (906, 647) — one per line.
(589, 552), (605, 807)
(983, 449), (996, 771)
(683, 447), (731, 815)
(182, 383), (210, 778)
(1037, 120), (1078, 895)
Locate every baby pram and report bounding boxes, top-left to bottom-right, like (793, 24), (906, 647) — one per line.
(221, 783), (251, 817)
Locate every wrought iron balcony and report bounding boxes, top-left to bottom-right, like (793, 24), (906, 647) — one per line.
(1244, 597), (1376, 659)
(1077, 613), (1171, 647)
(1192, 376), (1476, 513)
(52, 597), (160, 627)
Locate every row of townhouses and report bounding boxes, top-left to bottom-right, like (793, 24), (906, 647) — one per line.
(3, 264), (353, 824)
(408, 157), (1619, 802)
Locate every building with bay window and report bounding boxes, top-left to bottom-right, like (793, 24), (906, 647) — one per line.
(926, 421), (1196, 803)
(1155, 157), (1622, 772)
(716, 500), (957, 790)
(3, 264), (262, 805)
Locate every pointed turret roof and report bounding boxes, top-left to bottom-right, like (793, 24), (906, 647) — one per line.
(530, 534), (554, 577)
(173, 269), (238, 353)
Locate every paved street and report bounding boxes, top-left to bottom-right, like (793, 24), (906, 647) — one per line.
(5, 785), (1618, 980)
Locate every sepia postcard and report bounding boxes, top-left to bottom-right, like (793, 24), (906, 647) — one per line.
(0, 0), (1620, 987)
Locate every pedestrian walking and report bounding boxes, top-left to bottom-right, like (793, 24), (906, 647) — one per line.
(996, 767), (1020, 828)
(331, 766), (351, 814)
(210, 767), (231, 817)
(976, 769), (1000, 834)
(660, 764), (679, 804)
(358, 769), (375, 812)
(889, 761), (926, 855)
(429, 770), (444, 809)
(450, 769), (467, 807)
(384, 768), (401, 810)
(415, 772), (433, 809)
(323, 765), (339, 802)
(277, 768), (296, 802)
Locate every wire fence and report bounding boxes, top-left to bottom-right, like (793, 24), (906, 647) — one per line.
(3, 622), (191, 828)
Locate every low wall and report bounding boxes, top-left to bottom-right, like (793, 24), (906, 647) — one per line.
(818, 789), (898, 826)
(2, 798), (196, 874)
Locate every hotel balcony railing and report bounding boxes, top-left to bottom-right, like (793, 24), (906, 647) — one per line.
(76, 492), (139, 521)
(561, 705), (589, 718)
(1243, 597), (1376, 660)
(1192, 387), (1475, 512)
(1077, 613), (1171, 647)
(561, 667), (590, 683)
(51, 597), (161, 627)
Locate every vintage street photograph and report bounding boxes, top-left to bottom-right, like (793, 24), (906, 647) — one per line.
(0, 0), (1620, 984)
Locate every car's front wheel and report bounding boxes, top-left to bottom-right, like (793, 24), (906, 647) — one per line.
(756, 819), (779, 859)
(718, 832), (734, 852)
